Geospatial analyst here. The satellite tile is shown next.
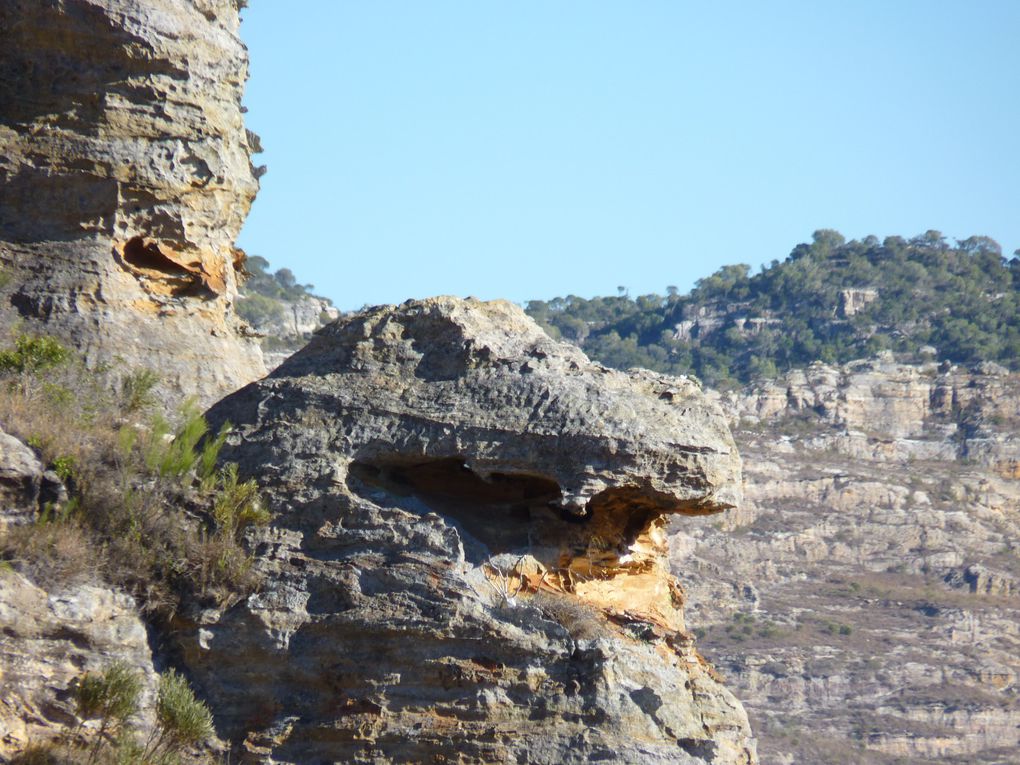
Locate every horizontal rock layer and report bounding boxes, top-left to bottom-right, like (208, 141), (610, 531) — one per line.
(676, 358), (1020, 764)
(0, 0), (264, 405)
(185, 297), (755, 764)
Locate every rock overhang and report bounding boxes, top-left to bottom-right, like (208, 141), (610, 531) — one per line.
(224, 295), (741, 514)
(193, 296), (756, 763)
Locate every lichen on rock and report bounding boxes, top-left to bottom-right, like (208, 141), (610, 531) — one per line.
(183, 296), (755, 764)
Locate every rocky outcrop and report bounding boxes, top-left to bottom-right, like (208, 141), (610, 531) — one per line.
(0, 426), (155, 758)
(0, 427), (66, 528)
(239, 292), (341, 370)
(0, 572), (159, 759)
(241, 294), (340, 342)
(182, 297), (756, 764)
(837, 287), (878, 318)
(0, 0), (265, 405)
(676, 357), (1020, 764)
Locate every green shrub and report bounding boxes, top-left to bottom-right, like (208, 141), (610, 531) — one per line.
(74, 661), (142, 726)
(212, 463), (270, 538)
(119, 369), (160, 414)
(0, 335), (70, 375)
(74, 660), (143, 762)
(236, 293), (285, 327)
(143, 669), (214, 760)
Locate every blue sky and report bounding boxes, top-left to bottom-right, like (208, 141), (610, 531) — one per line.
(237, 1), (1020, 310)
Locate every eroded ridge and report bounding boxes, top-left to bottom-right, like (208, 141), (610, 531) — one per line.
(187, 297), (756, 764)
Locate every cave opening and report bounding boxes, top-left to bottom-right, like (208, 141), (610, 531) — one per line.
(122, 236), (192, 275)
(348, 457), (565, 553)
(119, 236), (208, 296)
(347, 455), (688, 629)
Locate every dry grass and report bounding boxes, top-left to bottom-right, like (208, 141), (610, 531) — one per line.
(0, 336), (267, 618)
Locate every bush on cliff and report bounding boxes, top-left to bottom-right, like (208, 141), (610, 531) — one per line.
(0, 335), (269, 617)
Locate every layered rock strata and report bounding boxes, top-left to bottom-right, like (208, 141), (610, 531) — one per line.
(675, 358), (1020, 764)
(185, 297), (756, 764)
(0, 0), (265, 404)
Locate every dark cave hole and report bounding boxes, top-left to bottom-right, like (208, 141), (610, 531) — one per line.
(348, 457), (570, 552)
(122, 236), (192, 275)
(347, 457), (670, 564)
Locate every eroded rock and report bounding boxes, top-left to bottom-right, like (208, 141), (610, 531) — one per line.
(185, 297), (754, 764)
(679, 357), (1020, 763)
(0, 572), (157, 759)
(0, 0), (265, 405)
(0, 427), (66, 528)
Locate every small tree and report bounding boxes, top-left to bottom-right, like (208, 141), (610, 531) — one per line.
(73, 661), (143, 763)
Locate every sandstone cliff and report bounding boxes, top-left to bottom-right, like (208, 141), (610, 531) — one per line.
(0, 0), (265, 405)
(179, 297), (757, 764)
(675, 357), (1020, 764)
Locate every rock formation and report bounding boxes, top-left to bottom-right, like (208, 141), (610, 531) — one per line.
(675, 357), (1020, 764)
(0, 573), (159, 758)
(0, 427), (66, 528)
(0, 428), (157, 758)
(182, 297), (757, 764)
(0, 0), (265, 405)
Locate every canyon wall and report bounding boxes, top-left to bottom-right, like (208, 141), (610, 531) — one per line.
(182, 297), (758, 764)
(675, 357), (1020, 764)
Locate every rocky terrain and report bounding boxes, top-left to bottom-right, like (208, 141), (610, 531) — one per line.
(178, 296), (757, 764)
(239, 291), (340, 369)
(3, 3), (1018, 764)
(0, 0), (265, 405)
(674, 356), (1020, 764)
(0, 427), (159, 756)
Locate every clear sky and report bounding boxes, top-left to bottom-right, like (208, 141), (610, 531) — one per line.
(236, 1), (1020, 311)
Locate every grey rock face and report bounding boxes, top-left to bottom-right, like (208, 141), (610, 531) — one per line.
(186, 297), (755, 764)
(0, 427), (66, 527)
(0, 0), (265, 405)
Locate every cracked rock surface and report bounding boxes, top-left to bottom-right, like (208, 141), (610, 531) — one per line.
(186, 296), (756, 764)
(0, 0), (264, 404)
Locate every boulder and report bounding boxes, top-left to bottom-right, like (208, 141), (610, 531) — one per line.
(184, 297), (755, 764)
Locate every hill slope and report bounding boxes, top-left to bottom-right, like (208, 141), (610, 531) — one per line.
(526, 230), (1020, 387)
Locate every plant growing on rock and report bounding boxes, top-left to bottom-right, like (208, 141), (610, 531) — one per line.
(142, 669), (214, 761)
(0, 338), (270, 616)
(73, 661), (143, 763)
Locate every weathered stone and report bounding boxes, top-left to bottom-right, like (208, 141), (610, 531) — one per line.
(0, 572), (157, 759)
(0, 0), (265, 406)
(0, 427), (66, 528)
(680, 357), (1020, 763)
(184, 297), (755, 764)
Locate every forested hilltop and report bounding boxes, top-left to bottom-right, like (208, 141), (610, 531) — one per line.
(525, 230), (1020, 387)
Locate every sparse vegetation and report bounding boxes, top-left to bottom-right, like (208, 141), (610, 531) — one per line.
(74, 661), (144, 763)
(146, 669), (214, 761)
(15, 663), (214, 764)
(0, 335), (269, 616)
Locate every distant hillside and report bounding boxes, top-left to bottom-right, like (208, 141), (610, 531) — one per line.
(525, 230), (1020, 387)
(237, 255), (339, 359)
